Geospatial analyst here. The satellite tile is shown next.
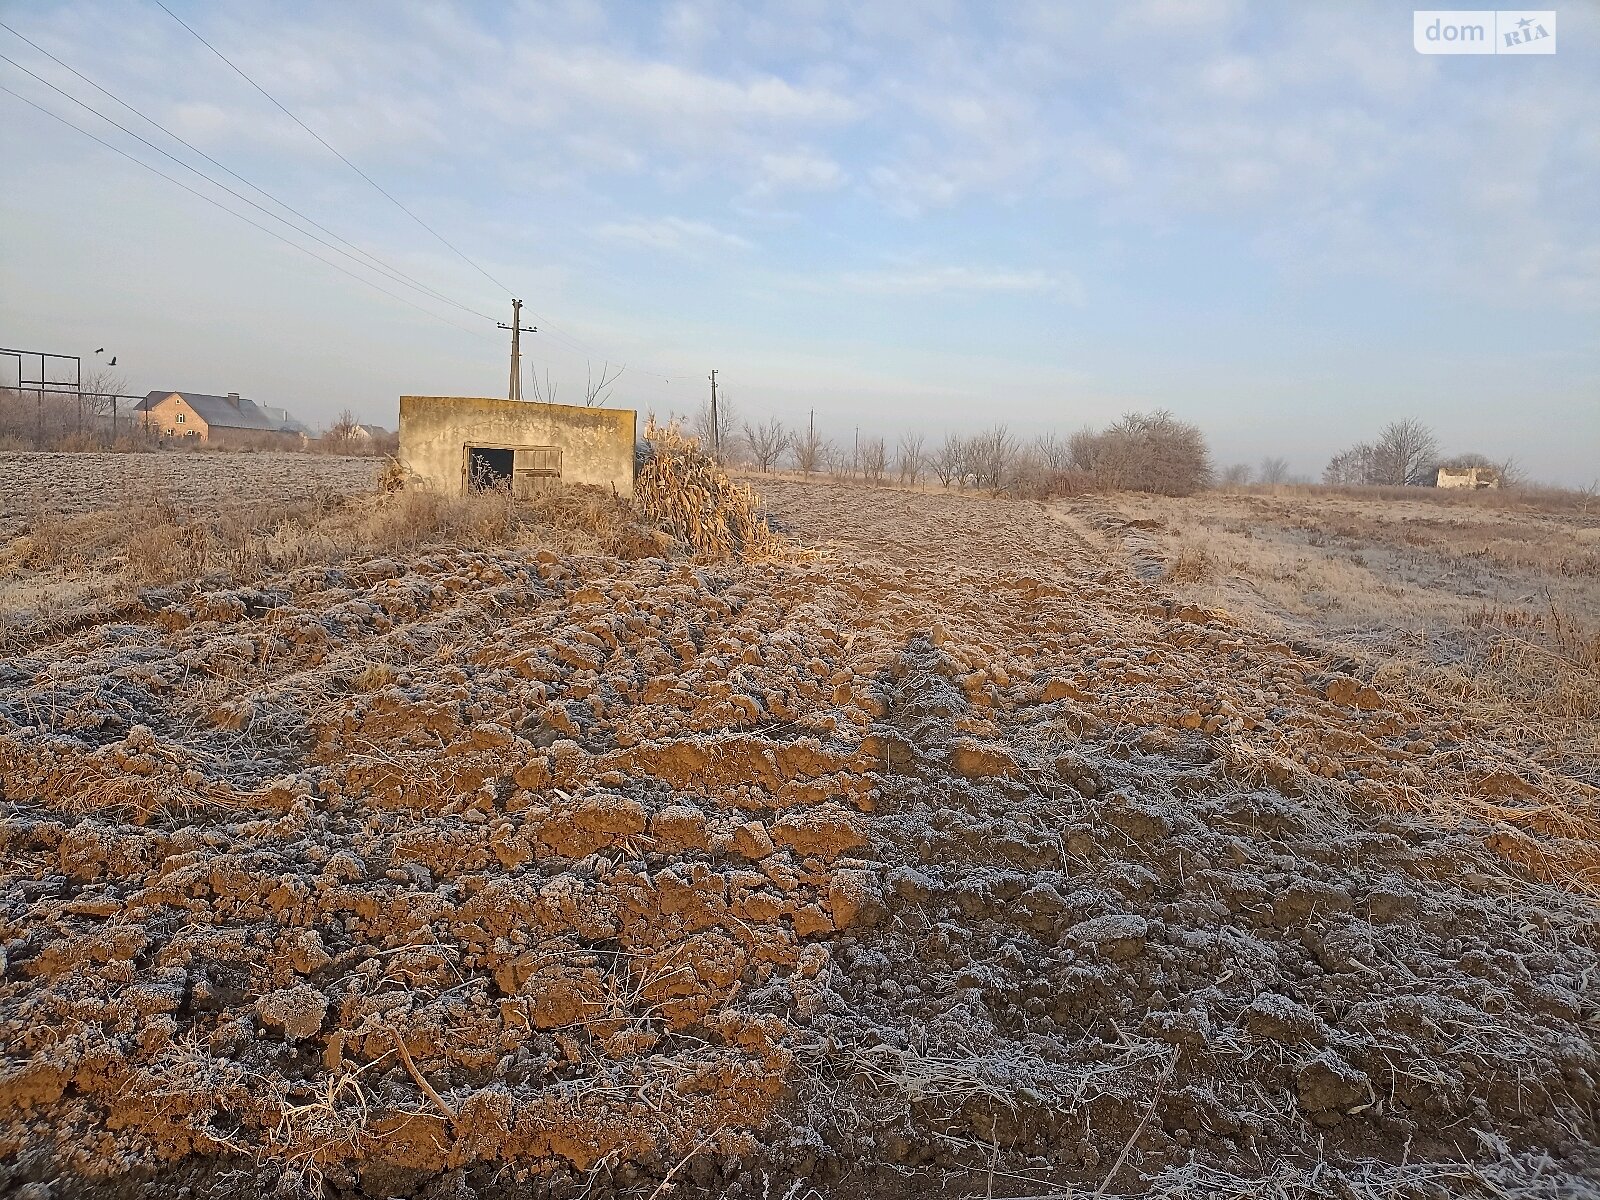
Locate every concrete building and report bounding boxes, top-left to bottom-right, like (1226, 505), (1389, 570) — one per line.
(134, 390), (302, 446)
(399, 395), (636, 497)
(1436, 465), (1501, 489)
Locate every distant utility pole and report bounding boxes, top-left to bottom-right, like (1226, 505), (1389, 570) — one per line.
(708, 369), (720, 456)
(498, 299), (536, 402)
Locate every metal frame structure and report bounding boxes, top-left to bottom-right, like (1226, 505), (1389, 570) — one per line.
(0, 346), (151, 444)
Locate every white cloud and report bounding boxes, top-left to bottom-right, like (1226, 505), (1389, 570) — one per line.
(593, 216), (752, 255)
(512, 45), (858, 128)
(836, 265), (1082, 301)
(753, 150), (845, 194)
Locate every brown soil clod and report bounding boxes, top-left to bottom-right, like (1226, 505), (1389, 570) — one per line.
(1, 471), (1597, 1199)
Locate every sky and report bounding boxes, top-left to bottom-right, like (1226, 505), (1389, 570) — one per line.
(0, 0), (1596, 484)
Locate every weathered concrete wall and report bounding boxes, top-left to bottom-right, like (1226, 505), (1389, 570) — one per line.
(399, 396), (636, 497)
(1437, 466), (1501, 489)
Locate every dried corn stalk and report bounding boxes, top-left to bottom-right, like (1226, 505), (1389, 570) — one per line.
(635, 418), (789, 561)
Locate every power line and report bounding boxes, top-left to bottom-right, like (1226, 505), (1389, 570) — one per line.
(152, 0), (514, 297)
(9, 10), (674, 388)
(0, 83), (493, 341)
(0, 20), (497, 324)
(147, 3), (674, 385)
(0, 48), (496, 324)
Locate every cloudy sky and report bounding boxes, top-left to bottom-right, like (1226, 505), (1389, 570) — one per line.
(1, 1), (1596, 482)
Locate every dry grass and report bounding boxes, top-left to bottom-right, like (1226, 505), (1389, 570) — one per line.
(0, 472), (672, 653)
(1164, 543), (1216, 584)
(1224, 479), (1600, 515)
(0, 441), (792, 654)
(1079, 487), (1600, 793)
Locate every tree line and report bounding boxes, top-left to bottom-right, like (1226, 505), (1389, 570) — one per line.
(1320, 418), (1516, 487)
(683, 400), (1534, 497)
(687, 398), (1218, 497)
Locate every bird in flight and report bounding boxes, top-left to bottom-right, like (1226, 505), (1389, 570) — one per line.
(108, 356), (117, 366)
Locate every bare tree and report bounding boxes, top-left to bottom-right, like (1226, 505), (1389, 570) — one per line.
(896, 431), (926, 485)
(527, 366), (559, 404)
(1222, 463), (1253, 486)
(742, 416), (789, 472)
(692, 393), (737, 461)
(932, 433), (965, 487)
(79, 368), (128, 442)
(1372, 418), (1438, 486)
(324, 408), (361, 454)
(1325, 419), (1438, 487)
(1324, 443), (1377, 485)
(825, 442), (853, 482)
(584, 361), (624, 407)
(792, 423), (827, 475)
(966, 425), (1016, 492)
(1067, 426), (1099, 472)
(1035, 433), (1072, 472)
(861, 435), (888, 484)
(1258, 456), (1290, 485)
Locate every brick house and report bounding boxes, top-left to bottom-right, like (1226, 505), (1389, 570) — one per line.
(133, 391), (302, 446)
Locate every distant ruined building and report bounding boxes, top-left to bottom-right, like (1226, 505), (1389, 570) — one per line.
(1436, 465), (1501, 489)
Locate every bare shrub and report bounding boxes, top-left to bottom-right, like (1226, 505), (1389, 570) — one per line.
(1079, 410), (1214, 496)
(1221, 463), (1253, 486)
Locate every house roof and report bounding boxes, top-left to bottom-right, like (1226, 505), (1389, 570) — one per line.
(136, 390), (287, 432)
(258, 405), (310, 434)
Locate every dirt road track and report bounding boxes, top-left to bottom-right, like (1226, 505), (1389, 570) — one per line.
(1, 477), (1596, 1198)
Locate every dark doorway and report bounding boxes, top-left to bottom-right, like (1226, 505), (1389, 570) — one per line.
(467, 446), (514, 489)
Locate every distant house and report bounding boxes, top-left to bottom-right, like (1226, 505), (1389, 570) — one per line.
(134, 391), (303, 446)
(351, 423), (391, 443)
(1436, 465), (1501, 489)
(257, 404), (310, 435)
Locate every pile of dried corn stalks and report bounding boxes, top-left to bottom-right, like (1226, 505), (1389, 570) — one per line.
(635, 418), (791, 561)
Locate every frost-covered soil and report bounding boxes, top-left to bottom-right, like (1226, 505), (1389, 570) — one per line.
(0, 451), (380, 540)
(2, 477), (1597, 1199)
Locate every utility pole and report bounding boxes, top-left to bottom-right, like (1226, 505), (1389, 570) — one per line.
(498, 299), (536, 402)
(708, 369), (719, 457)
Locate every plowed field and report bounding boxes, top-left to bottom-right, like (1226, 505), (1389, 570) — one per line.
(2, 476), (1596, 1199)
